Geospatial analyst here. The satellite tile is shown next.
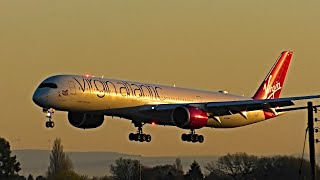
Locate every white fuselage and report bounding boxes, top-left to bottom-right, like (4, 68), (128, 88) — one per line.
(33, 75), (275, 128)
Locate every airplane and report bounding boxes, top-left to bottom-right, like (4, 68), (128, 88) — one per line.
(32, 51), (320, 143)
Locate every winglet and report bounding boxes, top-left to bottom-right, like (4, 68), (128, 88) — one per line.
(253, 51), (293, 100)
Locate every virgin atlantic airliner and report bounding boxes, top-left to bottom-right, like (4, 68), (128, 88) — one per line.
(32, 51), (320, 143)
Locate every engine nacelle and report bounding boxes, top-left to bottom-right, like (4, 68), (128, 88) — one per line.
(68, 112), (104, 129)
(171, 106), (208, 129)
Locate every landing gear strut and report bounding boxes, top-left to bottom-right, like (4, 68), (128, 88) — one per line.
(129, 122), (151, 143)
(181, 130), (204, 143)
(43, 108), (55, 128)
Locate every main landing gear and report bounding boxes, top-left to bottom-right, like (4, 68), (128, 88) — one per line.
(43, 108), (55, 128)
(181, 130), (204, 143)
(129, 122), (152, 143)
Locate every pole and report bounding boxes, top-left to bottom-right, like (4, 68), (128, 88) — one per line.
(308, 101), (316, 180)
(140, 163), (141, 180)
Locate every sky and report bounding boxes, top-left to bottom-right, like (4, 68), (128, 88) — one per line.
(1, 0), (320, 157)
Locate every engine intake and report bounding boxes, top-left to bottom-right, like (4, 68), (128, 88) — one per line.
(68, 112), (104, 129)
(171, 106), (208, 129)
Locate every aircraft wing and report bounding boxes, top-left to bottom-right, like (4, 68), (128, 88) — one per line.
(146, 95), (320, 116)
(201, 95), (320, 116)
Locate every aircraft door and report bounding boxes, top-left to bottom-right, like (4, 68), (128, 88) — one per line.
(68, 81), (76, 95)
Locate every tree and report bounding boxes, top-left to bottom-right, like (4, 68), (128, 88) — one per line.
(0, 137), (21, 179)
(175, 158), (184, 175)
(185, 161), (203, 180)
(53, 171), (83, 180)
(91, 176), (113, 180)
(205, 153), (257, 180)
(110, 158), (142, 180)
(204, 170), (231, 180)
(253, 156), (320, 180)
(47, 138), (74, 180)
(27, 174), (34, 180)
(143, 164), (182, 180)
(35, 175), (47, 180)
(204, 154), (320, 180)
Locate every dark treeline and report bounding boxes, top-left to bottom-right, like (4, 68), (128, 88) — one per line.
(1, 137), (319, 180)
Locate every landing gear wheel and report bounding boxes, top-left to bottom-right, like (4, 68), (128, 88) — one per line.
(191, 134), (198, 143)
(146, 134), (152, 142)
(129, 133), (135, 141)
(181, 134), (188, 141)
(138, 134), (144, 142)
(134, 134), (139, 141)
(143, 134), (148, 142)
(198, 135), (204, 143)
(182, 130), (204, 143)
(187, 134), (192, 142)
(128, 122), (152, 143)
(44, 108), (55, 128)
(45, 121), (54, 128)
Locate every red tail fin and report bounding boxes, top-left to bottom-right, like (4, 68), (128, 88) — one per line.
(253, 51), (293, 100)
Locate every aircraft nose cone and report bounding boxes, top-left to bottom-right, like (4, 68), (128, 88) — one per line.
(32, 90), (48, 107)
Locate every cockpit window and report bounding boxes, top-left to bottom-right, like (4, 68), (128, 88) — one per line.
(38, 83), (58, 89)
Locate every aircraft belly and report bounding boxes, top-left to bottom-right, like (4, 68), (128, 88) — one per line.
(207, 110), (266, 128)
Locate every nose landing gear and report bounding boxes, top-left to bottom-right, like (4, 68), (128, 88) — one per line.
(181, 130), (204, 143)
(129, 122), (152, 143)
(43, 108), (55, 128)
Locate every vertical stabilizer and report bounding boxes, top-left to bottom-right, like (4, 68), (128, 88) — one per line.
(253, 51), (293, 100)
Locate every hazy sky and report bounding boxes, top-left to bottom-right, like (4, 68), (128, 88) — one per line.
(1, 0), (320, 157)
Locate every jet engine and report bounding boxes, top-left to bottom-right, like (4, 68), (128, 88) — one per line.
(68, 112), (104, 129)
(171, 106), (208, 129)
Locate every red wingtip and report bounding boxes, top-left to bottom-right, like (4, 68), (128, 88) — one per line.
(253, 51), (293, 100)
